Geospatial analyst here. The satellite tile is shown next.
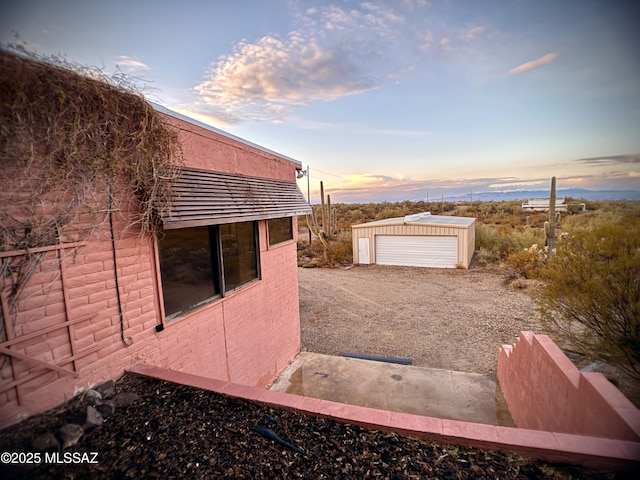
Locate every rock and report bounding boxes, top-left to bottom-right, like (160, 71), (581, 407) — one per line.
(85, 406), (104, 427)
(95, 400), (115, 417)
(57, 424), (84, 450)
(84, 389), (103, 402)
(94, 379), (115, 398)
(112, 392), (139, 407)
(31, 432), (60, 451)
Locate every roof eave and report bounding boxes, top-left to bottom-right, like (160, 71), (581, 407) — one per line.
(352, 219), (476, 229)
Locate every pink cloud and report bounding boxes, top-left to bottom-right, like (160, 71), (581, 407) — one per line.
(508, 52), (559, 75)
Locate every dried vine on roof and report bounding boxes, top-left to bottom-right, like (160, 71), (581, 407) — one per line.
(0, 44), (182, 248)
(0, 44), (183, 313)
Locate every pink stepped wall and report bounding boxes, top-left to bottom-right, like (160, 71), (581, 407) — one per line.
(0, 111), (303, 429)
(498, 331), (640, 441)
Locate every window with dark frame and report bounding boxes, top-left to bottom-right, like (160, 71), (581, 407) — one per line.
(268, 217), (293, 246)
(158, 221), (259, 319)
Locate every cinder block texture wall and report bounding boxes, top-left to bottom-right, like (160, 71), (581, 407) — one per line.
(498, 331), (640, 441)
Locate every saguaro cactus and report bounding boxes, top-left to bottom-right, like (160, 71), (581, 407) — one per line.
(545, 176), (561, 259)
(306, 181), (337, 258)
(308, 181), (337, 239)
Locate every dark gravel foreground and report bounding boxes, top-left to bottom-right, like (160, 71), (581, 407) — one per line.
(0, 374), (617, 479)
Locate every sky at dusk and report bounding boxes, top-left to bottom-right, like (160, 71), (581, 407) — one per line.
(2, 0), (639, 202)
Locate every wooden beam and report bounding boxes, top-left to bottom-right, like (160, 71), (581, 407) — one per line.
(0, 241), (86, 258)
(0, 346), (78, 377)
(0, 345), (99, 393)
(0, 314), (95, 349)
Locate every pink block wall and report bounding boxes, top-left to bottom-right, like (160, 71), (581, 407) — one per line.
(498, 331), (640, 441)
(163, 113), (294, 181)
(0, 112), (303, 428)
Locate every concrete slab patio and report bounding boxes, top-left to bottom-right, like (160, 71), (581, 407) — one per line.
(269, 352), (514, 426)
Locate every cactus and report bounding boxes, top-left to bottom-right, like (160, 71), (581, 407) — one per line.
(306, 181), (337, 258)
(545, 176), (560, 259)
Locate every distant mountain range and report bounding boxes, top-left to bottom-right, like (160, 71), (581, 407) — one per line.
(443, 188), (640, 203)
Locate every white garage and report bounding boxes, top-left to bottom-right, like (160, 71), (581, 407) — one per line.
(352, 212), (476, 269)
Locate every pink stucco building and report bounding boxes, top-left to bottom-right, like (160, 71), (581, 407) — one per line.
(0, 103), (310, 428)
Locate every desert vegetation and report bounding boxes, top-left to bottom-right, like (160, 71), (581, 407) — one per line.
(297, 197), (598, 268)
(538, 208), (640, 381)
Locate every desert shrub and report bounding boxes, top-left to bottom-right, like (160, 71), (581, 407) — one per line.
(506, 244), (545, 278)
(325, 231), (353, 266)
(475, 223), (507, 259)
(345, 208), (365, 226)
(538, 215), (640, 380)
(298, 231), (352, 267)
(374, 207), (403, 221)
(474, 247), (498, 265)
(475, 223), (544, 263)
(511, 278), (532, 289)
(597, 200), (640, 216)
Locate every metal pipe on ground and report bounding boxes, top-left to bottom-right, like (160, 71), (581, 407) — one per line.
(339, 352), (412, 365)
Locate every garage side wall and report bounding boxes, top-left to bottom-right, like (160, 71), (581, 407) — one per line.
(352, 222), (474, 269)
(466, 223), (476, 268)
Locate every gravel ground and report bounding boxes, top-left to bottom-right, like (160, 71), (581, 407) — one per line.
(298, 265), (542, 379)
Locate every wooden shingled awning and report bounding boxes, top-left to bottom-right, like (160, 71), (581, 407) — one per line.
(162, 168), (312, 229)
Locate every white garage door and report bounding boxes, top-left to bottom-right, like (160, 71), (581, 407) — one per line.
(375, 235), (458, 268)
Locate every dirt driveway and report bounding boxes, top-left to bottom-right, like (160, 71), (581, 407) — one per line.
(298, 265), (540, 379)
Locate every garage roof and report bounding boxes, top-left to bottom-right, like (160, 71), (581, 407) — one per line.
(352, 212), (475, 229)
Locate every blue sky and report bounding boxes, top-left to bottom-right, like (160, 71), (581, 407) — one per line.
(2, 0), (639, 202)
